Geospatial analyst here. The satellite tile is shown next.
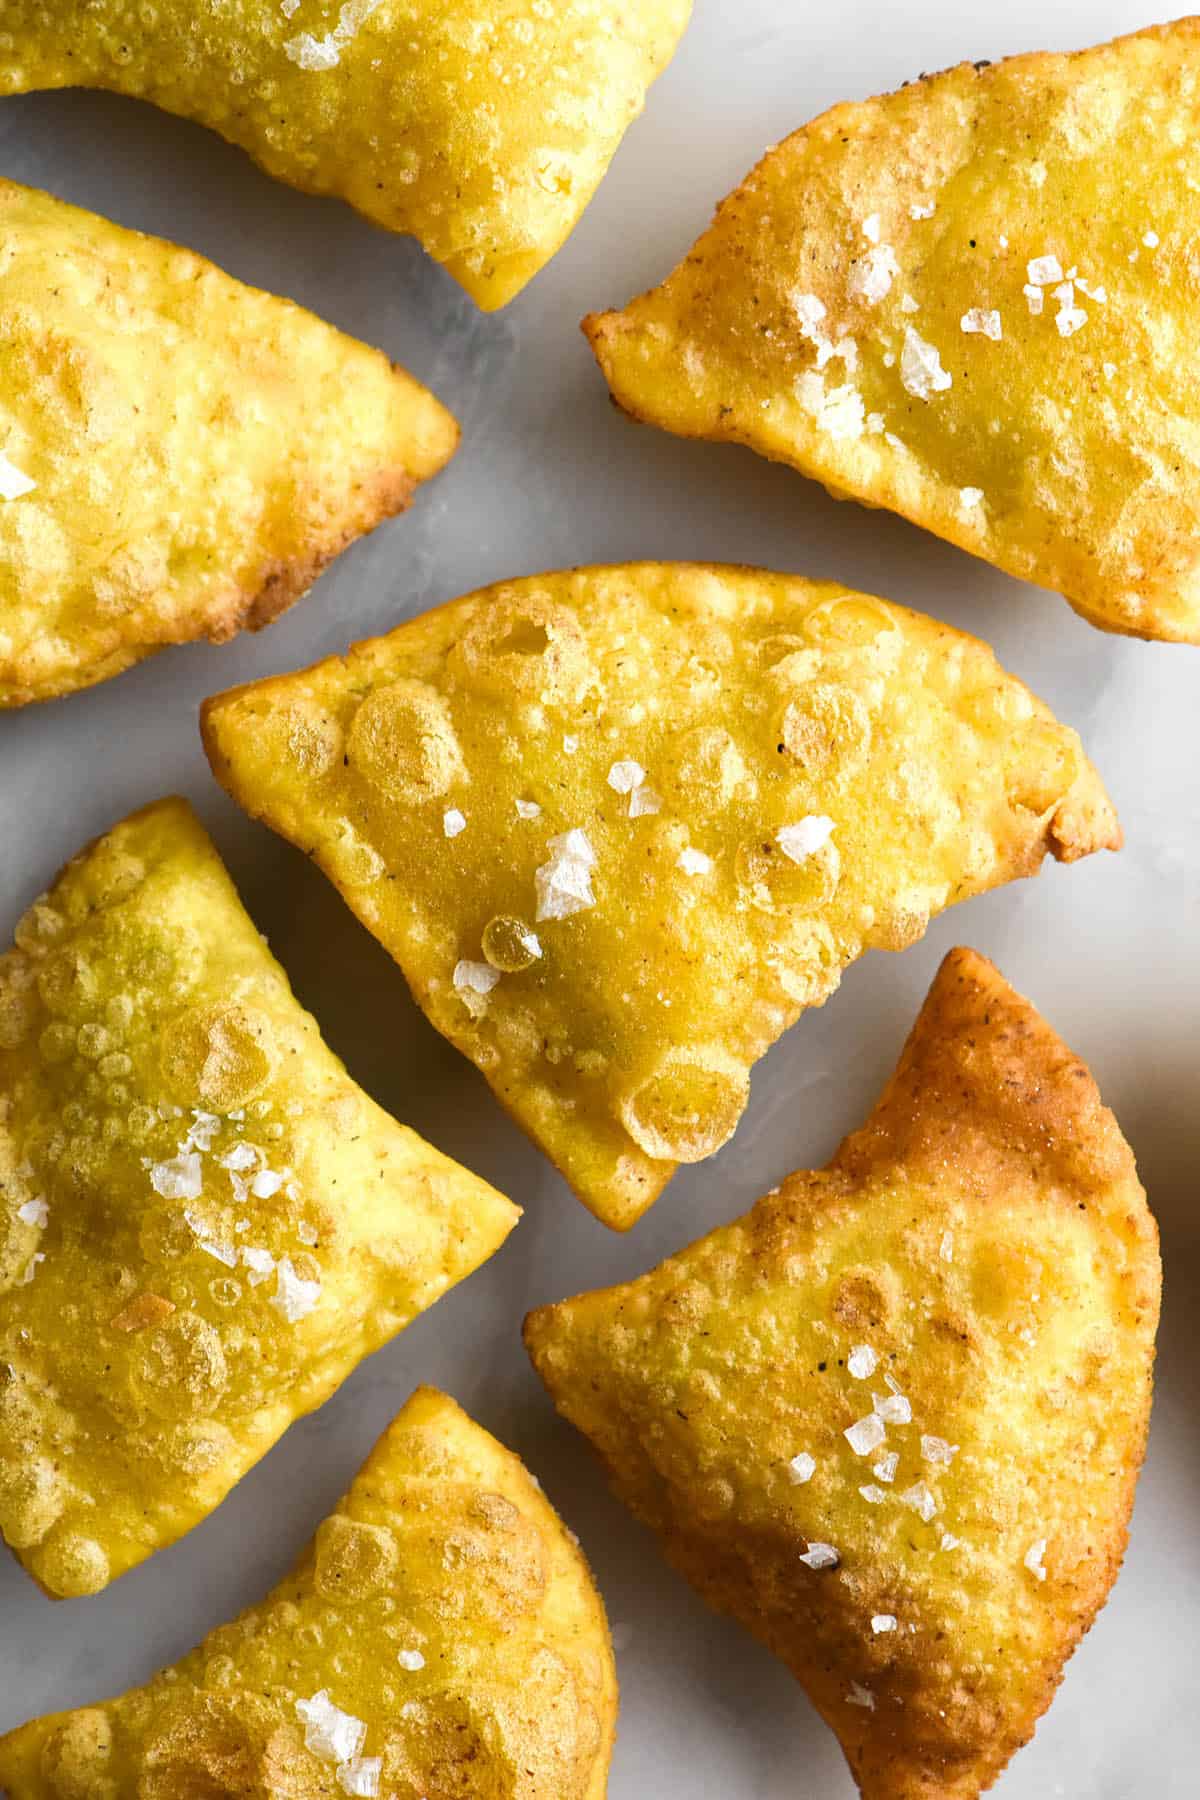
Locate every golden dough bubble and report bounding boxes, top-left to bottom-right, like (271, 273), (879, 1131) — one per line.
(526, 949), (1161, 1800)
(0, 799), (517, 1596)
(0, 1), (692, 310)
(0, 1390), (617, 1800)
(585, 18), (1200, 642)
(0, 179), (457, 707)
(201, 563), (1118, 1232)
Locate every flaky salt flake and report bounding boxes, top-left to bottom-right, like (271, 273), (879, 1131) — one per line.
(1023, 284), (1045, 315)
(628, 784), (662, 818)
(337, 1759), (382, 1798)
(535, 829), (597, 921)
(845, 1412), (887, 1457)
(18, 1252), (44, 1285)
(398, 1648), (426, 1670)
(900, 292), (919, 314)
(859, 1484), (888, 1505)
(272, 1256), (321, 1324)
(862, 213), (882, 244)
(221, 1142), (258, 1174)
(241, 1246), (276, 1286)
(900, 327), (952, 400)
(846, 1682), (875, 1710)
(799, 1541), (840, 1570)
(515, 798), (541, 820)
(1025, 1538), (1048, 1581)
(188, 1215), (237, 1268)
(921, 1434), (959, 1466)
(939, 1230), (954, 1262)
(562, 734), (580, 754)
(871, 1614), (897, 1634)
(872, 1451), (899, 1484)
(910, 201), (935, 220)
(281, 0), (300, 15)
(443, 808), (466, 838)
(295, 1692), (366, 1765)
(251, 1169), (282, 1199)
(788, 1452), (816, 1485)
(1076, 277), (1107, 303)
(849, 244), (900, 305)
(284, 0), (382, 69)
(797, 372), (866, 440)
(777, 815), (835, 863)
(453, 960), (500, 997)
(940, 1531), (961, 1551)
(960, 308), (1001, 340)
(0, 452), (35, 501)
(185, 1110), (221, 1152)
(677, 848), (713, 876)
(959, 487), (985, 513)
(900, 1481), (938, 1522)
(150, 1151), (202, 1201)
(17, 1198), (48, 1229)
(873, 1392), (912, 1426)
(1103, 362), (1118, 380)
(1027, 255), (1064, 286)
(607, 759), (646, 795)
(847, 1345), (877, 1380)
(1143, 230), (1160, 249)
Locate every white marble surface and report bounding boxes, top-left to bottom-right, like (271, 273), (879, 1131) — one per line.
(1, 2), (1197, 1793)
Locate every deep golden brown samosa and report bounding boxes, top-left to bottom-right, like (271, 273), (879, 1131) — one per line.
(0, 1387), (616, 1798)
(0, 1), (692, 309)
(0, 800), (517, 1597)
(201, 563), (1118, 1231)
(526, 949), (1160, 1799)
(0, 179), (457, 706)
(586, 19), (1200, 641)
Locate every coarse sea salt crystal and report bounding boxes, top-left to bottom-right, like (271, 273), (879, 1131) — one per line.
(941, 1531), (960, 1551)
(295, 1692), (367, 1765)
(453, 960), (501, 997)
(221, 1142), (259, 1174)
(788, 1452), (816, 1485)
(251, 1168), (282, 1199)
(799, 1542), (840, 1570)
(1025, 1538), (1048, 1581)
(443, 808), (466, 838)
(628, 784), (662, 818)
(241, 1246), (276, 1286)
(777, 815), (835, 863)
(859, 1484), (887, 1505)
(921, 1434), (958, 1466)
(873, 1391), (912, 1426)
(677, 848), (713, 876)
(845, 1413), (887, 1457)
(1027, 255), (1064, 286)
(960, 308), (1002, 340)
(847, 1682), (875, 1710)
(18, 1252), (44, 1285)
(535, 829), (597, 921)
(872, 1451), (899, 1484)
(900, 327), (952, 399)
(900, 1481), (938, 1522)
(900, 292), (919, 313)
(337, 1760), (382, 1798)
(910, 201), (935, 220)
(960, 487), (985, 512)
(272, 1256), (321, 1323)
(1024, 284), (1045, 315)
(398, 1648), (426, 1670)
(150, 1151), (202, 1201)
(797, 372), (866, 440)
(284, 0), (382, 68)
(939, 1230), (955, 1262)
(1143, 230), (1160, 248)
(847, 1345), (877, 1380)
(607, 759), (646, 795)
(0, 452), (35, 501)
(871, 1614), (897, 1634)
(849, 244), (900, 305)
(862, 213), (882, 243)
(515, 798), (541, 820)
(17, 1198), (48, 1229)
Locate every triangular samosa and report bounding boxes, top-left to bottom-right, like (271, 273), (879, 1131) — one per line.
(526, 948), (1160, 1799)
(0, 1), (692, 310)
(0, 179), (457, 705)
(586, 19), (1200, 641)
(0, 1387), (617, 1798)
(201, 563), (1119, 1231)
(0, 800), (517, 1597)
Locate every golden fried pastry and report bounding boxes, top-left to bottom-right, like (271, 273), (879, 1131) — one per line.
(0, 2), (691, 311)
(526, 948), (1160, 1799)
(0, 1387), (616, 1798)
(586, 18), (1200, 641)
(0, 800), (517, 1597)
(0, 180), (457, 706)
(201, 563), (1119, 1232)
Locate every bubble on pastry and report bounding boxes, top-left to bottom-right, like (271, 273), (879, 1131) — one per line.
(314, 1516), (399, 1601)
(482, 915), (542, 973)
(619, 1047), (750, 1163)
(160, 1001), (277, 1109)
(38, 1711), (114, 1800)
(0, 1457), (65, 1548)
(35, 1530), (111, 1598)
(449, 593), (593, 706)
(779, 683), (872, 780)
(663, 724), (751, 807)
(347, 679), (466, 805)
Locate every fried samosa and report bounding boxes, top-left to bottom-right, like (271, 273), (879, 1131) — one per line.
(586, 18), (1200, 641)
(526, 948), (1160, 1799)
(0, 800), (517, 1597)
(0, 179), (457, 706)
(0, 1), (692, 310)
(0, 1387), (617, 1798)
(201, 563), (1119, 1232)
